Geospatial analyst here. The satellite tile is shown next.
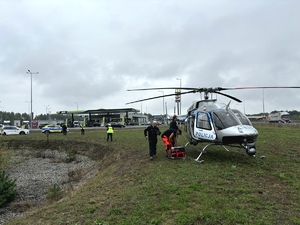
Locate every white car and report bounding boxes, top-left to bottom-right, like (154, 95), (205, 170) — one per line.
(1, 126), (30, 135)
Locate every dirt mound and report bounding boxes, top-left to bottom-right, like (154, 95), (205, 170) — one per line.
(1, 139), (116, 161)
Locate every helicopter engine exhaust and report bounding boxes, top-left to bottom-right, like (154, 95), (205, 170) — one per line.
(245, 142), (256, 156)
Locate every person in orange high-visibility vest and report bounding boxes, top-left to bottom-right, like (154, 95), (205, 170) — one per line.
(106, 124), (114, 142)
(161, 128), (182, 157)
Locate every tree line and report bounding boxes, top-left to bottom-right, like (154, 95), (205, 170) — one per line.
(0, 112), (83, 124)
(1, 110), (300, 125)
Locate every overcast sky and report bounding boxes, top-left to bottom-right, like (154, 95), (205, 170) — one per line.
(1, 0), (300, 117)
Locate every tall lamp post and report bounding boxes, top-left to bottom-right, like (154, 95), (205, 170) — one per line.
(25, 101), (30, 116)
(165, 102), (168, 124)
(158, 91), (164, 122)
(27, 70), (39, 129)
(44, 105), (50, 114)
(176, 78), (182, 115)
(262, 88), (265, 120)
(244, 98), (249, 115)
(74, 102), (78, 110)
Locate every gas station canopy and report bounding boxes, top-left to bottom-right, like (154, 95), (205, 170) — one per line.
(56, 108), (140, 115)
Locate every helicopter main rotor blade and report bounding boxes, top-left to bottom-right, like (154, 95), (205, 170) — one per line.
(214, 91), (242, 103)
(127, 87), (200, 91)
(128, 86), (300, 92)
(127, 86), (300, 105)
(218, 86), (300, 91)
(126, 90), (197, 105)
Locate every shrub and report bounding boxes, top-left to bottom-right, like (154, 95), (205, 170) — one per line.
(0, 170), (17, 207)
(65, 151), (76, 163)
(46, 184), (62, 201)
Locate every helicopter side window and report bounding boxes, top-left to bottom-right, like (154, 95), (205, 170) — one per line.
(196, 113), (211, 130)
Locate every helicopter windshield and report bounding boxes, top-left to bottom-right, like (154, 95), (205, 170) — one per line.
(212, 110), (239, 129)
(231, 109), (252, 126)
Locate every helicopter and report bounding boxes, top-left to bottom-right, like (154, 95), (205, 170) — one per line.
(126, 86), (300, 163)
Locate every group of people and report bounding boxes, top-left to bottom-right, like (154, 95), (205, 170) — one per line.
(144, 115), (182, 160)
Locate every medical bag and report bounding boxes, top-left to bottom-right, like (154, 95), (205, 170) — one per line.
(169, 146), (185, 159)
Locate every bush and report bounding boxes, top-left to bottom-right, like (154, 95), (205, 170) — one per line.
(65, 151), (76, 163)
(46, 184), (62, 201)
(0, 170), (17, 207)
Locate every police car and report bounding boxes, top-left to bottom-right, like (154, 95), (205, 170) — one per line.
(41, 124), (69, 134)
(1, 126), (30, 135)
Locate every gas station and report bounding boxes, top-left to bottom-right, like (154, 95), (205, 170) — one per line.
(56, 108), (148, 127)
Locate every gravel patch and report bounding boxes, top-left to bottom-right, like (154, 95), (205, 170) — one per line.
(0, 149), (96, 225)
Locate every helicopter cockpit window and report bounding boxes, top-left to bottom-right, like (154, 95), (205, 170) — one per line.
(232, 109), (252, 126)
(196, 112), (211, 130)
(213, 110), (239, 129)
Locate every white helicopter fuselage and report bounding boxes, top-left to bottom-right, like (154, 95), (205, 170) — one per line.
(185, 99), (258, 155)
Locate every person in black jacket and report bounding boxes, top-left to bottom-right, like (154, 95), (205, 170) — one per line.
(169, 115), (179, 130)
(62, 124), (67, 135)
(161, 128), (182, 157)
(144, 121), (161, 160)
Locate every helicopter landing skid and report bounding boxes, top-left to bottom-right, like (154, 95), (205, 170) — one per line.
(185, 142), (219, 163)
(185, 142), (265, 163)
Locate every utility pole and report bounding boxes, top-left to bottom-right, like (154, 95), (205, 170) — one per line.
(176, 78), (182, 115)
(159, 91), (164, 122)
(27, 70), (39, 129)
(74, 102), (78, 110)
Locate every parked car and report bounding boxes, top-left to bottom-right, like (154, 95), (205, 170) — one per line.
(39, 123), (49, 129)
(87, 120), (101, 127)
(41, 124), (69, 134)
(73, 121), (80, 127)
(129, 121), (138, 125)
(105, 122), (125, 128)
(1, 126), (30, 135)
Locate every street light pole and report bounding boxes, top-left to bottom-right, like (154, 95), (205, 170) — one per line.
(27, 70), (39, 129)
(176, 78), (182, 115)
(165, 102), (168, 124)
(262, 88), (265, 120)
(159, 91), (164, 122)
(244, 98), (249, 115)
(25, 101), (30, 116)
(74, 102), (78, 110)
(44, 105), (50, 114)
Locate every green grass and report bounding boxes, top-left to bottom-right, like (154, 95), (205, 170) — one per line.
(2, 124), (300, 225)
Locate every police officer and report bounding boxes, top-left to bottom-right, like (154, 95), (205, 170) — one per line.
(62, 124), (67, 135)
(106, 124), (114, 142)
(80, 123), (85, 135)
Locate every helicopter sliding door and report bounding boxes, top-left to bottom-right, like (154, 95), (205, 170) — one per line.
(193, 112), (216, 141)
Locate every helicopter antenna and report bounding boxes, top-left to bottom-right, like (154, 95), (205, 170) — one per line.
(226, 100), (231, 110)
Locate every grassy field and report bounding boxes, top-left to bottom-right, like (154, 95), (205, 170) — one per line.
(1, 124), (300, 225)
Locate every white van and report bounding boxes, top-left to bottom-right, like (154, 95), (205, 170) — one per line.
(73, 121), (79, 127)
